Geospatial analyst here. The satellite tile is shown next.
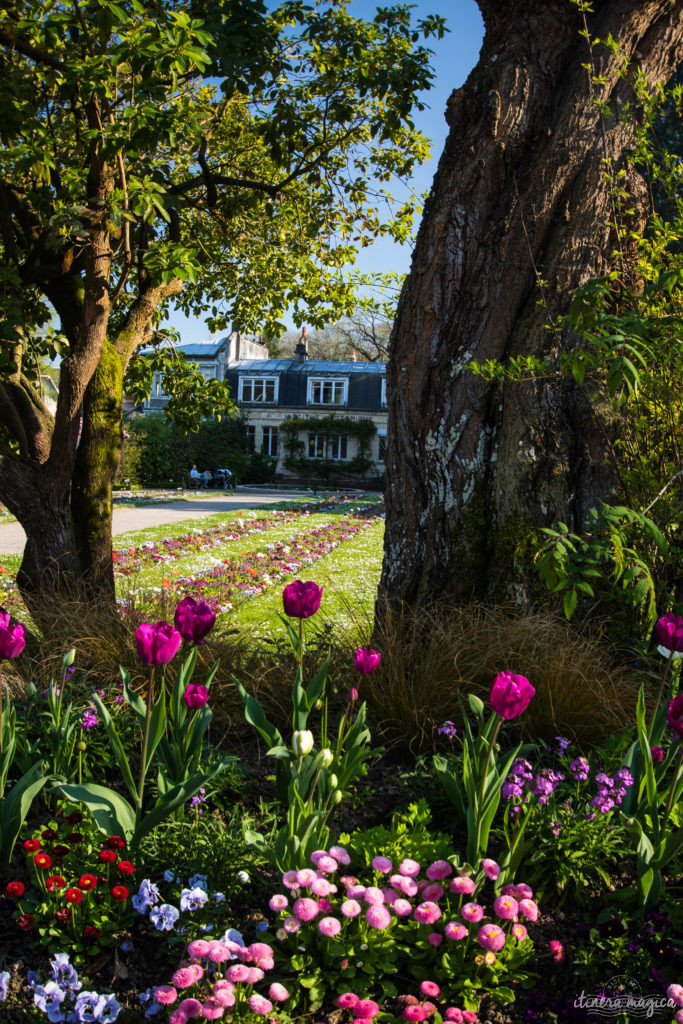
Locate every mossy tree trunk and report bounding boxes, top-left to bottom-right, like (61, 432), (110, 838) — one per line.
(380, 0), (683, 609)
(71, 340), (124, 605)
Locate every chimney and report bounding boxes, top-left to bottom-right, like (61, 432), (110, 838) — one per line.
(294, 325), (309, 362)
(350, 349), (357, 362)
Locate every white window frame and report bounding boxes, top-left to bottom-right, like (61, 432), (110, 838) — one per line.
(377, 431), (387, 464)
(381, 377), (387, 407)
(239, 376), (279, 404)
(308, 433), (347, 461)
(262, 425), (279, 457)
(306, 377), (348, 407)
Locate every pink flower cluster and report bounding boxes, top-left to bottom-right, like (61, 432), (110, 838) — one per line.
(270, 850), (540, 987)
(337, 985), (479, 1024)
(154, 938), (283, 1023)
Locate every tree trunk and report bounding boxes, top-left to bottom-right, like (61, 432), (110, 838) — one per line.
(71, 340), (124, 604)
(380, 0), (683, 608)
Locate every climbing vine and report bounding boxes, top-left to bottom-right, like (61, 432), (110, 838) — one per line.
(281, 414), (377, 482)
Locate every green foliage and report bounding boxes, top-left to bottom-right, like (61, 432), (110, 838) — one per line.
(123, 413), (252, 486)
(235, 611), (375, 871)
(139, 806), (258, 896)
(338, 798), (452, 867)
(534, 503), (668, 628)
(433, 694), (534, 876)
(617, 686), (683, 911)
(56, 654), (234, 849)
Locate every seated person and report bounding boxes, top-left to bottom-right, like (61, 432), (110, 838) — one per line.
(200, 469), (212, 489)
(188, 465), (200, 489)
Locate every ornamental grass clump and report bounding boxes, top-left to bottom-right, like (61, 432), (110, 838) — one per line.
(367, 602), (642, 752)
(267, 845), (540, 1012)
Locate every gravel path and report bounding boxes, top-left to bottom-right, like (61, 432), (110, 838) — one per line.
(0, 489), (312, 556)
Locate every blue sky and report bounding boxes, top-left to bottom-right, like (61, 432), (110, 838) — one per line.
(166, 0), (484, 342)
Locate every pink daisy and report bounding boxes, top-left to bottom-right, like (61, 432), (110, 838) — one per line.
(493, 895), (519, 920)
(154, 986), (178, 1005)
(364, 886), (385, 905)
(341, 899), (362, 918)
(393, 898), (413, 916)
(445, 921), (468, 940)
(481, 858), (500, 880)
(449, 876), (476, 896)
(461, 902), (484, 923)
(477, 923), (506, 952)
(337, 994), (360, 1010)
(366, 904), (392, 929)
(518, 898), (538, 922)
(293, 897), (319, 921)
(318, 916), (342, 938)
(420, 981), (440, 998)
(426, 860), (453, 881)
(414, 902), (441, 925)
(399, 858), (421, 877)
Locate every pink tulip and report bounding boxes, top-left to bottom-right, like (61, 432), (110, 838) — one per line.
(174, 596), (216, 644)
(489, 671), (535, 720)
(0, 612), (26, 660)
(282, 581), (323, 618)
(667, 695), (683, 738)
(135, 621), (182, 666)
(184, 684), (209, 710)
(654, 613), (683, 655)
(353, 648), (381, 674)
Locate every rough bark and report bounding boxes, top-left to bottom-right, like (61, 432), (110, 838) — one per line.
(71, 340), (124, 603)
(380, 0), (683, 609)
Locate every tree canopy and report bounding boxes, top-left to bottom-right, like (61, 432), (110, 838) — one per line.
(0, 0), (445, 609)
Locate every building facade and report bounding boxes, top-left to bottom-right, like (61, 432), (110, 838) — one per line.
(140, 330), (388, 482)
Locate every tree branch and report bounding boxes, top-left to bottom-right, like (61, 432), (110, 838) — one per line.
(0, 27), (65, 71)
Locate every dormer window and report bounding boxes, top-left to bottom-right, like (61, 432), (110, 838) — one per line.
(307, 377), (348, 406)
(239, 376), (278, 403)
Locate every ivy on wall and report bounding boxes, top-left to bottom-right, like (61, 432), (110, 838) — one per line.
(281, 414), (377, 481)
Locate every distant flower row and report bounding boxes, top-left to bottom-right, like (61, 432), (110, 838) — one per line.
(147, 515), (380, 613)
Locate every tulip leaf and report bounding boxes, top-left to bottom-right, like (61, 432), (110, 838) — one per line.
(266, 745), (291, 759)
(91, 694), (137, 803)
(0, 762), (54, 869)
(134, 759), (232, 847)
(121, 669), (147, 725)
(56, 782), (136, 842)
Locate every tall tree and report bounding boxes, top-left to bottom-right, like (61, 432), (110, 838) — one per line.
(0, 0), (444, 615)
(380, 0), (683, 609)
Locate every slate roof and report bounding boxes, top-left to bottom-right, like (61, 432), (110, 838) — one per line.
(230, 359), (385, 374)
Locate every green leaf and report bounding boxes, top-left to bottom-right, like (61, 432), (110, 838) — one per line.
(55, 783), (136, 842)
(0, 763), (53, 868)
(91, 694), (137, 803)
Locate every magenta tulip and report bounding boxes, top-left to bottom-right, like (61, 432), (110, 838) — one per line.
(282, 581), (323, 619)
(489, 671), (535, 720)
(135, 621), (182, 666)
(174, 597), (217, 644)
(184, 684), (209, 710)
(651, 745), (665, 764)
(654, 613), (683, 656)
(0, 612), (26, 659)
(667, 695), (683, 738)
(353, 648), (381, 675)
